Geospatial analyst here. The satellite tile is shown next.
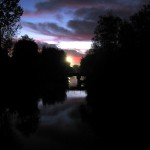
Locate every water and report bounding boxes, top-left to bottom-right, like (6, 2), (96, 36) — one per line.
(39, 90), (87, 126)
(66, 90), (87, 98)
(38, 90), (87, 108)
(1, 90), (98, 150)
(21, 90), (95, 150)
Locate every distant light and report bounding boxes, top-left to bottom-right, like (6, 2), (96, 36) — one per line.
(66, 56), (73, 65)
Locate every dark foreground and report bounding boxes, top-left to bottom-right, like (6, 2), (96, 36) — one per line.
(1, 91), (104, 150)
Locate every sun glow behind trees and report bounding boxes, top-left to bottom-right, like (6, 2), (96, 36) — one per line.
(66, 56), (73, 66)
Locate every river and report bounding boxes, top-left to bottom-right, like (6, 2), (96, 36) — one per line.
(8, 90), (101, 150)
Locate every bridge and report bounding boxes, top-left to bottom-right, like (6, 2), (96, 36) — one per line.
(67, 73), (86, 90)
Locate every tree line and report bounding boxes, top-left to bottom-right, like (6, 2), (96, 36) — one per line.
(80, 3), (150, 148)
(0, 34), (71, 149)
(0, 35), (70, 112)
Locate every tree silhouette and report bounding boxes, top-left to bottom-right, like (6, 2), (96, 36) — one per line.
(92, 14), (122, 52)
(12, 35), (39, 113)
(0, 0), (23, 112)
(0, 0), (23, 49)
(40, 47), (69, 105)
(0, 35), (40, 147)
(80, 3), (150, 148)
(130, 4), (150, 57)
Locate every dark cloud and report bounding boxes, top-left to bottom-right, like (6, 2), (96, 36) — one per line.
(43, 23), (70, 34)
(74, 0), (147, 21)
(23, 21), (94, 41)
(21, 0), (149, 43)
(74, 8), (107, 21)
(23, 22), (71, 35)
(35, 0), (110, 12)
(68, 20), (96, 34)
(23, 0), (148, 19)
(74, 2), (146, 21)
(34, 0), (146, 13)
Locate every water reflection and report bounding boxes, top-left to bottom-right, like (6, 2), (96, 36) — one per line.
(0, 90), (87, 150)
(0, 91), (67, 138)
(67, 90), (87, 98)
(15, 108), (39, 137)
(0, 110), (39, 149)
(42, 89), (67, 106)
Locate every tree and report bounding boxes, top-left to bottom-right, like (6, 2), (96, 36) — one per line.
(0, 0), (23, 49)
(92, 14), (122, 53)
(130, 4), (150, 52)
(80, 4), (150, 148)
(40, 47), (69, 105)
(12, 35), (39, 114)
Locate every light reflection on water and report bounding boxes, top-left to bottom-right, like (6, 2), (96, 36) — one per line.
(38, 90), (87, 108)
(66, 90), (87, 98)
(37, 90), (87, 133)
(4, 90), (91, 150)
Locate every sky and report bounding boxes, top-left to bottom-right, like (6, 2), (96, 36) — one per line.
(18, 0), (148, 64)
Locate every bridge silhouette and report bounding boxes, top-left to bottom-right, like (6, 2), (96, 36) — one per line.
(67, 73), (86, 90)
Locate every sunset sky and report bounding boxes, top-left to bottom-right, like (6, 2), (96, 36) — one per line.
(18, 0), (148, 64)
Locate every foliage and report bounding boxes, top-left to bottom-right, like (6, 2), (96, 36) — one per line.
(0, 34), (71, 138)
(40, 47), (69, 105)
(0, 0), (23, 48)
(130, 4), (150, 51)
(80, 3), (150, 145)
(13, 35), (38, 68)
(92, 14), (122, 52)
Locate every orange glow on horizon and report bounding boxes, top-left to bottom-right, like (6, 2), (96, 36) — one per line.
(69, 56), (82, 66)
(66, 56), (73, 65)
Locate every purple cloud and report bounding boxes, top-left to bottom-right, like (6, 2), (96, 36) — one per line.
(21, 0), (149, 43)
(22, 0), (147, 18)
(74, 6), (137, 21)
(23, 21), (93, 41)
(68, 20), (95, 34)
(34, 0), (146, 13)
